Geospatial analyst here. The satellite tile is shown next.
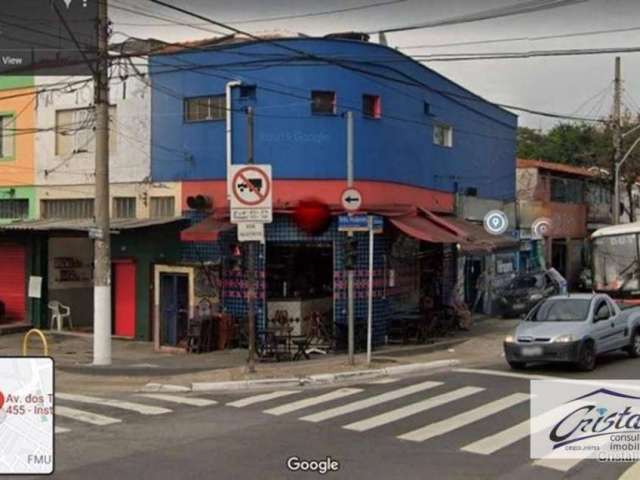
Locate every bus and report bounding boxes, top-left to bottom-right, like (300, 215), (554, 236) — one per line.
(592, 222), (640, 301)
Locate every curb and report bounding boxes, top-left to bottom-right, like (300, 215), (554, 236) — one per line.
(141, 358), (460, 393)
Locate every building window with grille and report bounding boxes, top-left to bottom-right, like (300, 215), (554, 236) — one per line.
(433, 122), (453, 147)
(150, 196), (175, 218)
(184, 95), (225, 122)
(41, 199), (94, 219)
(113, 197), (136, 219)
(0, 199), (28, 219)
(55, 106), (116, 156)
(311, 91), (336, 115)
(0, 114), (15, 159)
(362, 94), (381, 119)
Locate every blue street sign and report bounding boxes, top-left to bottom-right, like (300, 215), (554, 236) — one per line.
(338, 214), (383, 233)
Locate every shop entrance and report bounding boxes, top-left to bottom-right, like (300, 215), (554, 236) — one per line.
(265, 242), (333, 335)
(113, 260), (136, 338)
(159, 273), (189, 347)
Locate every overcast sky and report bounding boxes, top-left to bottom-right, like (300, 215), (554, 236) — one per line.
(110, 0), (640, 130)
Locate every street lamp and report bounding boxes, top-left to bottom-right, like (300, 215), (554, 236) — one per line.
(613, 135), (640, 224)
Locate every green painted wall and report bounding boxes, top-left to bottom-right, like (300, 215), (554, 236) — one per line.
(0, 76), (34, 91)
(112, 223), (185, 341)
(0, 186), (36, 223)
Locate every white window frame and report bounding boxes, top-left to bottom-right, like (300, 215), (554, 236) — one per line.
(433, 122), (453, 148)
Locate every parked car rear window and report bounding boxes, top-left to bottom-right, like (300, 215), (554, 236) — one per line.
(528, 298), (591, 322)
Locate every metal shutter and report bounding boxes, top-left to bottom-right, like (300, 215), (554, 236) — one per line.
(0, 244), (26, 322)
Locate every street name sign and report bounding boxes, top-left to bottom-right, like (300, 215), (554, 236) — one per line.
(338, 214), (383, 233)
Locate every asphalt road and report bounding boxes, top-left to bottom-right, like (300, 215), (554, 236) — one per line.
(17, 351), (640, 480)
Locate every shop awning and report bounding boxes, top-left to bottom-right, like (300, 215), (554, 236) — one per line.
(180, 216), (234, 242)
(390, 213), (462, 244)
(436, 215), (519, 253)
(0, 217), (186, 232)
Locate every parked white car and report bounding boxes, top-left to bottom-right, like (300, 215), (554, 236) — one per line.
(503, 293), (640, 371)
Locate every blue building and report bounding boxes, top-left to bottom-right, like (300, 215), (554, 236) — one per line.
(148, 33), (518, 351)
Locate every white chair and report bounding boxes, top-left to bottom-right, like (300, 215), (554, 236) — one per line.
(48, 301), (72, 331)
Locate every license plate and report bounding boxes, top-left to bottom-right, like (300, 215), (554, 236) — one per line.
(513, 303), (525, 310)
(521, 346), (543, 357)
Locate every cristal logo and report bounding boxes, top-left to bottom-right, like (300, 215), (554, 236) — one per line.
(549, 389), (640, 449)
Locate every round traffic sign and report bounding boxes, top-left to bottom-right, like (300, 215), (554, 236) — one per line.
(483, 210), (509, 235)
(341, 187), (362, 212)
(232, 166), (271, 207)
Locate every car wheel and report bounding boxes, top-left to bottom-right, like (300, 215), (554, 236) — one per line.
(625, 329), (640, 358)
(508, 360), (526, 370)
(576, 341), (596, 371)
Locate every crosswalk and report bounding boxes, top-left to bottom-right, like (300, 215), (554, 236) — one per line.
(51, 375), (625, 477)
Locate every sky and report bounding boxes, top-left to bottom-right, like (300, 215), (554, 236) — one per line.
(108, 0), (640, 130)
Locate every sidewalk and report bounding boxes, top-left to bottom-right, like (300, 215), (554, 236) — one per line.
(6, 316), (517, 393)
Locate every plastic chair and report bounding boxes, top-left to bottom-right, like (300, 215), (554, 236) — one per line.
(48, 301), (72, 331)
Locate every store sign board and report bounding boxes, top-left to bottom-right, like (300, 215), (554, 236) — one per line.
(230, 164), (273, 224)
(237, 222), (265, 243)
(338, 214), (383, 233)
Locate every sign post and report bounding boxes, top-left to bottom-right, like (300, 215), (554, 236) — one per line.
(230, 107), (272, 373)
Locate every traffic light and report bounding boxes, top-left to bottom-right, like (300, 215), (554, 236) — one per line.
(345, 237), (358, 270)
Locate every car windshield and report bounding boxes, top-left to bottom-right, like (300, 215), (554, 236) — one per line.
(510, 275), (540, 289)
(528, 298), (591, 322)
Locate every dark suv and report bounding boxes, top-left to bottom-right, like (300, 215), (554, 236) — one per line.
(498, 271), (560, 318)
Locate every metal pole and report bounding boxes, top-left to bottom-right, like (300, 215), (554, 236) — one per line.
(93, 0), (111, 365)
(366, 216), (374, 365)
(346, 111), (355, 365)
(246, 106), (256, 373)
(613, 57), (622, 224)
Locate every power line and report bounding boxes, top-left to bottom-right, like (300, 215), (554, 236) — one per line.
(369, 0), (590, 34)
(398, 25), (640, 49)
(116, 0), (407, 26)
(412, 46), (640, 62)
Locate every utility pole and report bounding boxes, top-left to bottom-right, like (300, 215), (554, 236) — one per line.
(246, 106), (256, 373)
(93, 0), (112, 365)
(613, 56), (623, 224)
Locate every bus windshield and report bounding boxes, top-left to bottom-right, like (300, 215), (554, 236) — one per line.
(593, 234), (640, 292)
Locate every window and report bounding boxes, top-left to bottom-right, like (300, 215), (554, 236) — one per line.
(362, 94), (381, 119)
(311, 91), (336, 115)
(550, 176), (584, 203)
(433, 123), (453, 147)
(41, 199), (94, 219)
(184, 95), (225, 122)
(0, 114), (15, 159)
(423, 101), (431, 115)
(55, 106), (116, 156)
(113, 197), (136, 219)
(0, 199), (28, 219)
(150, 196), (175, 218)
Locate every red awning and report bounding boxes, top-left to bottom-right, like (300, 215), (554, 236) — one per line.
(390, 214), (461, 244)
(180, 216), (234, 242)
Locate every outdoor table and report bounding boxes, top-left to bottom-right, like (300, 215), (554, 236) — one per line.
(291, 335), (312, 360)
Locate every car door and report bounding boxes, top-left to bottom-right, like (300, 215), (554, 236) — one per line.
(608, 298), (630, 349)
(591, 298), (617, 353)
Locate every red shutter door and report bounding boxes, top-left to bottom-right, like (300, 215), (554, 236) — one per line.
(113, 260), (136, 338)
(0, 244), (26, 323)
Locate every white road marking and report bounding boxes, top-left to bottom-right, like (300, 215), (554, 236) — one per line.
(398, 393), (530, 442)
(56, 406), (121, 426)
(366, 378), (400, 385)
(55, 426), (71, 434)
(56, 393), (171, 415)
(619, 462), (640, 480)
(461, 399), (587, 455)
(300, 381), (443, 423)
(136, 394), (217, 407)
(227, 390), (301, 408)
(452, 368), (553, 381)
(533, 457), (584, 472)
(264, 388), (363, 416)
(343, 386), (484, 432)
